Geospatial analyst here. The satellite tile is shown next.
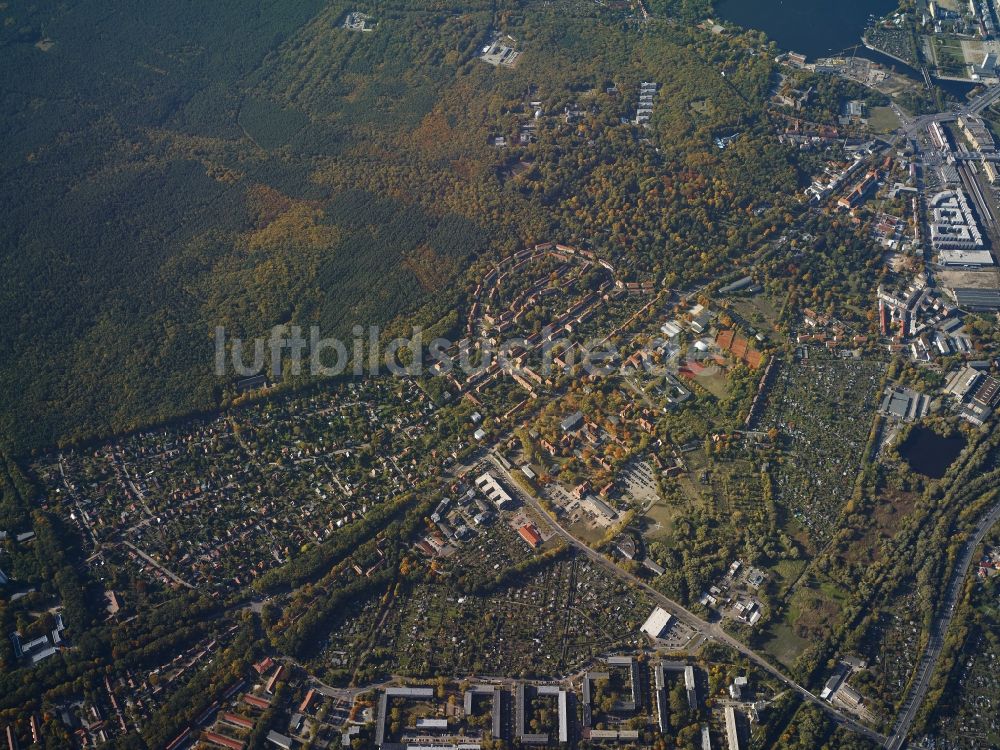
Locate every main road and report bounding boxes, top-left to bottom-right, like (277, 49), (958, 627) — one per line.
(896, 81), (1000, 139)
(883, 500), (1000, 750)
(485, 456), (888, 745)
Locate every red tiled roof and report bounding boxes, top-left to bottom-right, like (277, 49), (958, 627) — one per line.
(221, 713), (253, 730)
(518, 524), (543, 548)
(243, 694), (271, 710)
(201, 731), (245, 750)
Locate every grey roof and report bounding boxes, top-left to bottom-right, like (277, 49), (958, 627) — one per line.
(953, 287), (1000, 310)
(719, 276), (753, 294)
(560, 411), (583, 431)
(385, 687), (434, 698)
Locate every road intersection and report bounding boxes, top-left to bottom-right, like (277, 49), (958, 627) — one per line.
(486, 414), (1000, 750)
(485, 455), (890, 745)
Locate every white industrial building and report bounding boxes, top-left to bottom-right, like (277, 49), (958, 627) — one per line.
(640, 607), (673, 639)
(475, 472), (513, 510)
(937, 249), (994, 267)
(929, 190), (984, 253)
(725, 705), (743, 750)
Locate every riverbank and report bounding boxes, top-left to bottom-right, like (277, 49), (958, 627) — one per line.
(862, 34), (918, 71)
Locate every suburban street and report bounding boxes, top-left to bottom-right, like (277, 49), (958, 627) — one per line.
(486, 455), (889, 745)
(491, 436), (1000, 750)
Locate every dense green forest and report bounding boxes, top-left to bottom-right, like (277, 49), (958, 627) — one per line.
(7, 5), (996, 750)
(1, 0), (796, 454)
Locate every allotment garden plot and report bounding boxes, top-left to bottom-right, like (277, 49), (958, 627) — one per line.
(923, 624), (1000, 748)
(330, 548), (652, 680)
(757, 356), (885, 547)
(33, 380), (437, 593)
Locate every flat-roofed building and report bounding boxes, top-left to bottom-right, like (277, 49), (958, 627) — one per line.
(930, 190), (985, 252)
(725, 706), (743, 750)
(29, 646), (57, 664)
(414, 718), (448, 730)
(475, 472), (513, 510)
(581, 495), (618, 526)
(730, 676), (749, 701)
(606, 656), (641, 711)
(375, 687), (435, 747)
(952, 287), (1000, 310)
(640, 607), (673, 639)
(929, 121), (950, 150)
(653, 663), (668, 734)
(557, 688), (568, 744)
(684, 665), (697, 710)
(938, 249), (994, 266)
(265, 731), (293, 750)
(590, 729), (619, 741)
(958, 115), (995, 151)
(560, 411), (584, 432)
(589, 729), (640, 742)
(464, 685), (503, 739)
(945, 365), (983, 400)
(516, 684), (567, 745)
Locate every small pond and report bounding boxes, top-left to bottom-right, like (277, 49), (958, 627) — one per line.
(899, 426), (966, 479)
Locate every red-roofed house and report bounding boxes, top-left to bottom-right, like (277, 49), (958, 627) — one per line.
(518, 524), (543, 548)
(243, 694), (271, 711)
(201, 731), (245, 750)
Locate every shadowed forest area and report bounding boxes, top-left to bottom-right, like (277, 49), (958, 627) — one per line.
(3, 0), (795, 453)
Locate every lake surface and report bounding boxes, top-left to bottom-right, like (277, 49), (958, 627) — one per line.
(714, 0), (899, 59)
(899, 426), (966, 479)
(715, 0), (978, 99)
